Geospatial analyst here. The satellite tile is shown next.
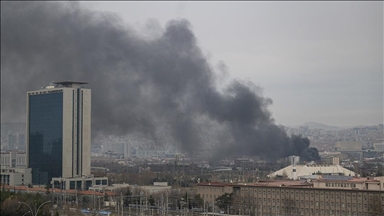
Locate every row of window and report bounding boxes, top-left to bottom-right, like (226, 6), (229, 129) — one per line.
(202, 186), (384, 202)
(201, 194), (218, 199)
(253, 207), (363, 216)
(325, 182), (356, 188)
(244, 197), (370, 209)
(199, 186), (225, 192)
(240, 189), (369, 199)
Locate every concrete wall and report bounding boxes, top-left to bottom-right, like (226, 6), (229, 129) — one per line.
(62, 88), (74, 178)
(81, 89), (91, 176)
(373, 142), (384, 151)
(0, 167), (32, 186)
(61, 87), (91, 178)
(335, 141), (362, 152)
(197, 183), (384, 215)
(313, 181), (364, 190)
(197, 184), (233, 203)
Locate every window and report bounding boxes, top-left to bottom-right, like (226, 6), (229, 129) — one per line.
(28, 92), (63, 185)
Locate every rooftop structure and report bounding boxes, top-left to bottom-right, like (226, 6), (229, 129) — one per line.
(52, 81), (88, 88)
(268, 164), (356, 180)
(313, 176), (384, 191)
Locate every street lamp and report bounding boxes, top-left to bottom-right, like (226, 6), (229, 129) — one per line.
(36, 201), (51, 216)
(22, 211), (31, 216)
(18, 202), (33, 216)
(19, 200), (51, 216)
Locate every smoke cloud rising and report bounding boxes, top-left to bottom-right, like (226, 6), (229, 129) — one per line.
(1, 2), (318, 161)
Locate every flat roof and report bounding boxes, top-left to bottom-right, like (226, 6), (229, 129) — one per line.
(52, 81), (88, 85)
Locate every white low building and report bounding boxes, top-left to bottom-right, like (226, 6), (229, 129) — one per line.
(0, 167), (32, 186)
(51, 175), (108, 190)
(269, 164), (356, 179)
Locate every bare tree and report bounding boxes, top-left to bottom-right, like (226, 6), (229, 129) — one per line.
(282, 198), (301, 216)
(369, 195), (384, 216)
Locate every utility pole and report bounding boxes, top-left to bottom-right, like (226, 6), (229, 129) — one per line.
(145, 193), (148, 215)
(166, 192), (169, 216)
(162, 194), (164, 215)
(120, 192), (123, 216)
(203, 199), (205, 214)
(60, 180), (63, 208)
(140, 194), (142, 216)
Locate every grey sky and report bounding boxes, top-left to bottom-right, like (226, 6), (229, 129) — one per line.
(86, 1), (383, 127)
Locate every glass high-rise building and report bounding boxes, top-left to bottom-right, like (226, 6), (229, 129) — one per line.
(27, 81), (91, 185)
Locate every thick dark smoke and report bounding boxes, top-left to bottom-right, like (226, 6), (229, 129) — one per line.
(1, 2), (317, 160)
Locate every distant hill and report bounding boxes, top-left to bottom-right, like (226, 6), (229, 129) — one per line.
(302, 122), (339, 130)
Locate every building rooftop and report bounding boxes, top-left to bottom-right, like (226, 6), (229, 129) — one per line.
(269, 164), (356, 179)
(52, 81), (89, 85)
(315, 176), (380, 183)
(197, 180), (312, 188)
(236, 180), (312, 187)
(51, 81), (88, 88)
(197, 182), (234, 187)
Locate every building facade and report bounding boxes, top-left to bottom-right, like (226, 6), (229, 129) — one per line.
(51, 175), (108, 191)
(27, 81), (91, 185)
(0, 151), (27, 168)
(197, 179), (384, 216)
(0, 167), (32, 186)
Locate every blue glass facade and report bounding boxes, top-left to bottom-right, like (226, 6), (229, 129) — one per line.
(28, 91), (63, 185)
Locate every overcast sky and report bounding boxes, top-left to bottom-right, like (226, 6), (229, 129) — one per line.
(84, 1), (383, 127)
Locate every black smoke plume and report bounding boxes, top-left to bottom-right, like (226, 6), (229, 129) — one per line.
(1, 2), (317, 161)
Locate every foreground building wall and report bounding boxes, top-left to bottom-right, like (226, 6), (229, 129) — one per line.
(235, 185), (384, 216)
(197, 181), (384, 216)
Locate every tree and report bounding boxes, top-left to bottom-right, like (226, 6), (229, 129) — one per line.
(192, 194), (204, 208)
(282, 198), (300, 216)
(148, 195), (155, 206)
(0, 191), (51, 216)
(215, 193), (233, 213)
(369, 195), (384, 216)
(104, 193), (109, 201)
(45, 184), (51, 195)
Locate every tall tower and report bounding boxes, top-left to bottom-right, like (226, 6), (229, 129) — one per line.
(27, 81), (91, 185)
